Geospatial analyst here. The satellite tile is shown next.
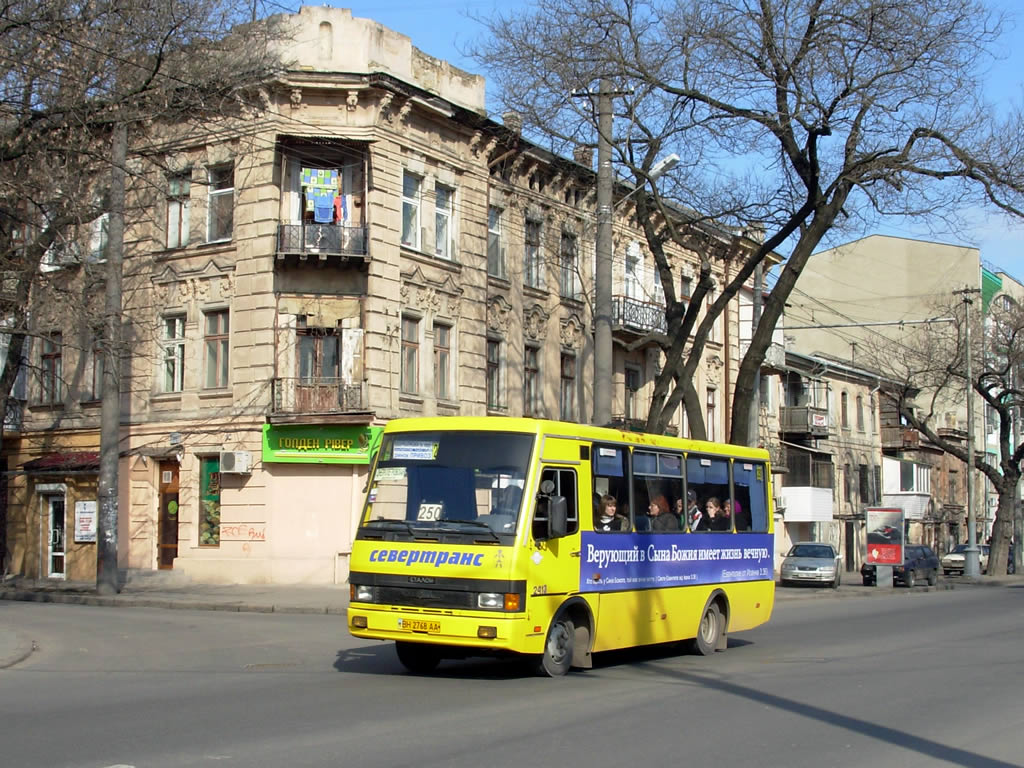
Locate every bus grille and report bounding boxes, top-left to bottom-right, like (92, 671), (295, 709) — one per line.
(376, 586), (475, 609)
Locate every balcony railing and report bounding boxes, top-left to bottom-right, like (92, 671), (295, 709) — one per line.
(277, 223), (368, 258)
(779, 405), (830, 437)
(612, 295), (667, 335)
(3, 399), (23, 432)
(271, 377), (365, 415)
(881, 426), (920, 450)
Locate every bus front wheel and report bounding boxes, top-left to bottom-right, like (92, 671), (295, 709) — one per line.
(690, 603), (722, 656)
(395, 641), (441, 674)
(536, 615), (575, 677)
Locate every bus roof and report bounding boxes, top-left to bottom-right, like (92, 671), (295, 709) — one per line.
(379, 416), (771, 462)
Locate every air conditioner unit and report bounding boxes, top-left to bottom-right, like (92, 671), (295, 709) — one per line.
(219, 450), (251, 474)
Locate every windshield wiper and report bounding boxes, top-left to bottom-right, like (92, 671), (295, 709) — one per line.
(437, 518), (502, 542)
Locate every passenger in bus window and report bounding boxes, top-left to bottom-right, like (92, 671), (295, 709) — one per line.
(709, 497), (733, 531)
(648, 495), (678, 532)
(733, 499), (751, 531)
(683, 490), (703, 531)
(690, 492), (711, 531)
(594, 494), (630, 532)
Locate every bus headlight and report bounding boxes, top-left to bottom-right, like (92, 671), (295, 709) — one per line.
(478, 592), (503, 609)
(477, 592), (522, 611)
(352, 584), (375, 602)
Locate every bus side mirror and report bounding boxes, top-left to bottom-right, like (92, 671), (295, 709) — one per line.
(548, 496), (568, 539)
(533, 493), (568, 541)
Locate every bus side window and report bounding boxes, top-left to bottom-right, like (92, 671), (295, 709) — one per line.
(592, 444), (631, 532)
(535, 468), (579, 539)
(733, 461), (768, 532)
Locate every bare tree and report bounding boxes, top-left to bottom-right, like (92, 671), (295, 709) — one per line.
(471, 0), (1024, 443)
(871, 297), (1024, 578)
(0, 0), (286, 445)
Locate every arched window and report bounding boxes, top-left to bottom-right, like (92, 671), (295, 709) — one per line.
(841, 391), (849, 429)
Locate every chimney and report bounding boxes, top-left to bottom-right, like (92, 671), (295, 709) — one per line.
(573, 145), (593, 168)
(503, 111), (522, 135)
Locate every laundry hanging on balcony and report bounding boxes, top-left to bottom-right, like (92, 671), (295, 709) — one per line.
(301, 167), (341, 223)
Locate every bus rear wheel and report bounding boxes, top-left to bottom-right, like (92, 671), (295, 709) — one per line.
(395, 641), (441, 674)
(690, 603), (722, 656)
(536, 615), (575, 677)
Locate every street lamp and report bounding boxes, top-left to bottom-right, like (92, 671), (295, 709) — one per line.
(615, 153), (680, 208)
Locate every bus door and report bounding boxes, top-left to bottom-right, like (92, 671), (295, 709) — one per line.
(527, 437), (583, 624)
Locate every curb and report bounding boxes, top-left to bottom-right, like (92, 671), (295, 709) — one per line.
(0, 589), (344, 615)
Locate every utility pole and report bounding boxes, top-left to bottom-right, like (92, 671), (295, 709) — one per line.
(956, 287), (981, 579)
(594, 79), (614, 427)
(97, 121), (126, 595)
(748, 261), (763, 445)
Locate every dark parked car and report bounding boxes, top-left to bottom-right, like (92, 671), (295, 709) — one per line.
(861, 545), (940, 587)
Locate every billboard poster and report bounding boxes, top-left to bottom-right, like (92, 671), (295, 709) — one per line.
(580, 532), (774, 592)
(865, 508), (904, 565)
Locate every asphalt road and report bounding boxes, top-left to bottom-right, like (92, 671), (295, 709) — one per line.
(1, 586), (1021, 768)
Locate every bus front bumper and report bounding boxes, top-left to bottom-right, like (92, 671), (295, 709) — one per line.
(347, 605), (543, 654)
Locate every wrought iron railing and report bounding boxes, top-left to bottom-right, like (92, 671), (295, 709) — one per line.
(277, 223), (368, 258)
(271, 378), (365, 414)
(612, 295), (667, 334)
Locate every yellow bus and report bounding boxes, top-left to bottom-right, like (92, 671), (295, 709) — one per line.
(347, 416), (775, 675)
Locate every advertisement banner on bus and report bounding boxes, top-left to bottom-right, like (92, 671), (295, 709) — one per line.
(580, 532), (774, 591)
(865, 507), (904, 565)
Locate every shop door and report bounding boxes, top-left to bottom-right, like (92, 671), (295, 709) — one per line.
(47, 496), (66, 578)
(158, 461), (180, 569)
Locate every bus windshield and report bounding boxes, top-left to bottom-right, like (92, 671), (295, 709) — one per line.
(360, 431), (534, 539)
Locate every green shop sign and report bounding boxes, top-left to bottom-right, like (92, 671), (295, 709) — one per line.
(262, 424), (383, 465)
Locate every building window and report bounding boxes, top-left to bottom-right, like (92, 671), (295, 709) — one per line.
(199, 456), (221, 547)
(207, 165), (234, 242)
(298, 323), (340, 382)
(39, 332), (62, 404)
(89, 214), (109, 262)
(435, 184), (454, 259)
(487, 206), (505, 278)
(843, 463), (852, 504)
(400, 316), (419, 394)
(625, 241), (642, 300)
(524, 344), (540, 416)
(162, 315), (186, 393)
(681, 275), (692, 298)
(434, 323), (451, 400)
(624, 365), (641, 420)
(166, 172), (191, 249)
(856, 395), (865, 431)
(89, 339), (104, 400)
(706, 387), (716, 442)
(524, 219), (543, 288)
(859, 464), (871, 504)
(707, 288), (718, 342)
(559, 233), (577, 299)
(203, 310), (229, 389)
(841, 391), (850, 429)
(486, 338), (503, 409)
(560, 352), (576, 421)
(401, 172), (421, 249)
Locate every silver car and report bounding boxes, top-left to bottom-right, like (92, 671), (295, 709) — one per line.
(780, 542), (842, 588)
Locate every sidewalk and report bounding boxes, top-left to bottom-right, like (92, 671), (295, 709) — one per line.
(2, 571), (1019, 669)
(0, 576), (351, 669)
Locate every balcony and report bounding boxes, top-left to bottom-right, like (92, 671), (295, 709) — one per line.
(3, 399), (23, 434)
(779, 405), (830, 438)
(881, 426), (920, 450)
(611, 295), (667, 340)
(270, 378), (368, 421)
(276, 223), (368, 260)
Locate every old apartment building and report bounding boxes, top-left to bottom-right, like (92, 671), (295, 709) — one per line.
(2, 7), (749, 585)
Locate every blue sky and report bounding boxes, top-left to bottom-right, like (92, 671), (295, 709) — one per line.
(327, 1), (1024, 281)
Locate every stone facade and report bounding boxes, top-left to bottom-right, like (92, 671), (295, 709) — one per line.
(2, 7), (743, 584)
